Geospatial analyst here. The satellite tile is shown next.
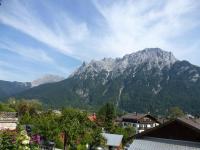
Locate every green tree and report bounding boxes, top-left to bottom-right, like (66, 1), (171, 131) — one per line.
(113, 125), (135, 145)
(16, 99), (42, 116)
(168, 106), (184, 119)
(5, 99), (43, 125)
(97, 103), (116, 132)
(32, 111), (60, 144)
(59, 108), (90, 150)
(0, 102), (15, 112)
(0, 130), (17, 150)
(19, 112), (34, 125)
(81, 121), (106, 149)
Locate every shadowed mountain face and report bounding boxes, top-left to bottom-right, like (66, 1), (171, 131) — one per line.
(8, 48), (200, 114)
(0, 74), (64, 99)
(0, 80), (31, 98)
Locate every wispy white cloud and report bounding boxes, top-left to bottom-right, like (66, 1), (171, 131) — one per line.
(0, 0), (200, 64)
(0, 40), (54, 63)
(0, 40), (72, 80)
(0, 0), (89, 60)
(0, 60), (38, 81)
(92, 0), (200, 59)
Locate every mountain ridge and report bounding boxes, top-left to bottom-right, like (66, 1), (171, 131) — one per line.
(0, 74), (65, 99)
(3, 48), (200, 114)
(31, 74), (65, 87)
(72, 48), (177, 78)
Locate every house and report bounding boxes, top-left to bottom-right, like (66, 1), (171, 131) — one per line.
(118, 113), (160, 133)
(102, 133), (123, 150)
(128, 117), (200, 150)
(0, 112), (18, 130)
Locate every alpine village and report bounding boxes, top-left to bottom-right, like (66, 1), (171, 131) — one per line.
(0, 0), (200, 150)
(0, 48), (199, 150)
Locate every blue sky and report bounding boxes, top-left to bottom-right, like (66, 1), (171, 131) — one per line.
(0, 0), (200, 82)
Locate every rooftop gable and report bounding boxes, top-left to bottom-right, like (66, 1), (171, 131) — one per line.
(121, 113), (160, 123)
(135, 117), (200, 142)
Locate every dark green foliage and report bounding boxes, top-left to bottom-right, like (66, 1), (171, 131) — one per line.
(81, 123), (106, 148)
(97, 104), (135, 146)
(32, 111), (60, 141)
(113, 125), (135, 145)
(14, 99), (42, 116)
(1, 98), (42, 116)
(19, 112), (33, 125)
(6, 60), (200, 115)
(97, 103), (116, 132)
(0, 101), (105, 149)
(0, 102), (15, 112)
(0, 130), (17, 150)
(0, 80), (31, 99)
(168, 106), (184, 119)
(58, 108), (105, 149)
(26, 111), (63, 148)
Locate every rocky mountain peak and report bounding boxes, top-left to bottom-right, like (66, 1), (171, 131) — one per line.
(31, 74), (65, 87)
(11, 48), (200, 114)
(126, 48), (176, 63)
(72, 48), (178, 77)
(124, 48), (177, 69)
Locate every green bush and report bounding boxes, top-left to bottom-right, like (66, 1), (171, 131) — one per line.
(0, 130), (17, 150)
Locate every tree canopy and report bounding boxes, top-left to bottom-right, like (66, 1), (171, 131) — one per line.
(168, 106), (184, 119)
(97, 103), (116, 132)
(59, 108), (104, 150)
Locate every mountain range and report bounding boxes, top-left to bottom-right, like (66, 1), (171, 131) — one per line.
(1, 48), (200, 114)
(0, 74), (64, 99)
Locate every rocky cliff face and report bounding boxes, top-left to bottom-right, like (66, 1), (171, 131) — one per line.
(31, 74), (64, 87)
(72, 48), (177, 78)
(12, 48), (200, 114)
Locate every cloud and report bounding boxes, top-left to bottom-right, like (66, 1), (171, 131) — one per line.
(0, 60), (37, 81)
(0, 0), (89, 60)
(0, 40), (72, 81)
(0, 0), (200, 64)
(92, 0), (200, 59)
(0, 40), (54, 63)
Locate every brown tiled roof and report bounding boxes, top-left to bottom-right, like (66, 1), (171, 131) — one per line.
(177, 117), (200, 131)
(121, 113), (160, 123)
(135, 117), (200, 139)
(0, 112), (18, 123)
(0, 112), (17, 118)
(122, 113), (146, 120)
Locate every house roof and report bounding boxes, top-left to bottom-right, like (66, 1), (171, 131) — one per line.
(121, 113), (160, 123)
(0, 112), (17, 118)
(122, 113), (146, 120)
(128, 137), (200, 150)
(0, 112), (18, 123)
(134, 117), (200, 142)
(177, 117), (200, 130)
(136, 117), (200, 137)
(102, 133), (123, 147)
